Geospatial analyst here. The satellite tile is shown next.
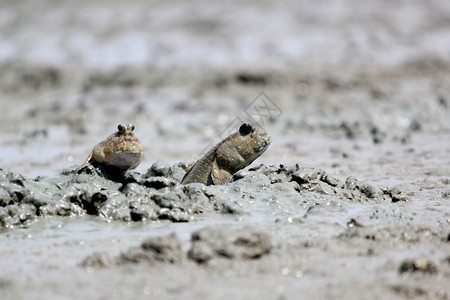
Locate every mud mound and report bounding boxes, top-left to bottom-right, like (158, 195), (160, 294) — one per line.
(81, 226), (272, 269)
(188, 226), (272, 263)
(0, 162), (402, 229)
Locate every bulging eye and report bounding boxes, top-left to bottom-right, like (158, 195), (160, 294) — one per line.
(239, 123), (254, 136)
(118, 124), (124, 132)
(131, 124), (135, 131)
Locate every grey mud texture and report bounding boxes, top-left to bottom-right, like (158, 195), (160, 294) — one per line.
(0, 162), (399, 228)
(1, 0), (450, 299)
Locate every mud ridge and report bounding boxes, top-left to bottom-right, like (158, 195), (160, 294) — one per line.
(0, 162), (401, 229)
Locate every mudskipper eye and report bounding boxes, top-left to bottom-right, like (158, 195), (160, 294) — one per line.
(131, 124), (135, 131)
(118, 124), (124, 131)
(239, 123), (254, 136)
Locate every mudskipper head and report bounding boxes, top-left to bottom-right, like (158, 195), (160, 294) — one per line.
(89, 124), (143, 171)
(237, 122), (271, 159)
(216, 122), (271, 173)
(113, 124), (143, 154)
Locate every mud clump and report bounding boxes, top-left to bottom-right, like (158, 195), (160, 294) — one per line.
(1, 163), (401, 229)
(82, 68), (141, 92)
(251, 164), (389, 203)
(0, 63), (62, 93)
(188, 227), (272, 263)
(117, 233), (184, 265)
(0, 204), (36, 228)
(339, 225), (444, 244)
(82, 227), (272, 269)
(399, 258), (438, 274)
(391, 285), (427, 298)
(80, 252), (113, 268)
(386, 186), (410, 202)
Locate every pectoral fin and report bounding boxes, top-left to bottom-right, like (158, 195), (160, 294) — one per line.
(211, 159), (232, 185)
(85, 153), (94, 165)
(73, 153), (94, 173)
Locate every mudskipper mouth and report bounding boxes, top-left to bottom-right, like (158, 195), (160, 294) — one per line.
(258, 140), (271, 152)
(115, 150), (143, 154)
(257, 135), (272, 152)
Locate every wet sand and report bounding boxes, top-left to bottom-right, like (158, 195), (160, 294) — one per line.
(1, 0), (449, 299)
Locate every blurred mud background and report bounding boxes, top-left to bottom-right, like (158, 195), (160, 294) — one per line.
(0, 0), (449, 299)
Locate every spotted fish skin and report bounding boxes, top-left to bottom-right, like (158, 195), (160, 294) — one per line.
(84, 124), (143, 172)
(181, 123), (271, 185)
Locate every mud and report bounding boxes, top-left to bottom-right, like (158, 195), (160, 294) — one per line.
(82, 226), (272, 268)
(0, 161), (398, 228)
(1, 0), (450, 299)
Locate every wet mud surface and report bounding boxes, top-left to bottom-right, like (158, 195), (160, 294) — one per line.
(0, 161), (403, 228)
(1, 0), (450, 299)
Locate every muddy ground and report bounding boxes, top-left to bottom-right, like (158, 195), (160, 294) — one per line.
(1, 0), (449, 299)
